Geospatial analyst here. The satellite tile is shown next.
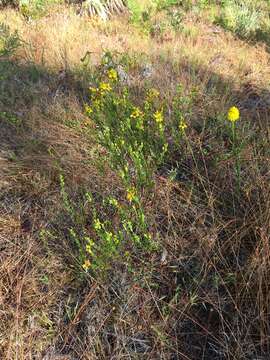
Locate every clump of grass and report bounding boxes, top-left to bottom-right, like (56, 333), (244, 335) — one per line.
(215, 1), (261, 37)
(212, 0), (270, 44)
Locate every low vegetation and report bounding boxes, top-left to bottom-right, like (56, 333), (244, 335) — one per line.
(0, 1), (270, 359)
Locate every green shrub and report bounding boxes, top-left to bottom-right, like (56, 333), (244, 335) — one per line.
(0, 23), (20, 58)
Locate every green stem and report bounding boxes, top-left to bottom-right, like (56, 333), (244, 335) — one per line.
(231, 121), (240, 192)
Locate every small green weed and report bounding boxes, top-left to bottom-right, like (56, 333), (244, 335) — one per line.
(0, 111), (22, 127)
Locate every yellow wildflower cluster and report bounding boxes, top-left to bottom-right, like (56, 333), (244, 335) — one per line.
(179, 119), (187, 131)
(89, 85), (106, 108)
(99, 82), (112, 93)
(85, 104), (93, 116)
(89, 86), (98, 94)
(147, 88), (160, 99)
(82, 259), (91, 271)
(93, 218), (102, 231)
(86, 244), (92, 254)
(227, 106), (240, 122)
(153, 110), (163, 123)
(126, 187), (137, 202)
(130, 107), (144, 119)
(85, 237), (95, 256)
(107, 68), (118, 81)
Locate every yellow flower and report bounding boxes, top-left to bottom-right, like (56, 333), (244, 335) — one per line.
(86, 243), (94, 255)
(126, 187), (136, 202)
(82, 259), (91, 271)
(108, 68), (118, 81)
(162, 143), (168, 153)
(99, 82), (112, 92)
(227, 106), (240, 122)
(89, 86), (98, 93)
(130, 107), (144, 119)
(85, 104), (93, 116)
(113, 235), (120, 245)
(154, 110), (163, 123)
(179, 120), (187, 131)
(148, 88), (160, 99)
(105, 231), (113, 242)
(93, 218), (102, 231)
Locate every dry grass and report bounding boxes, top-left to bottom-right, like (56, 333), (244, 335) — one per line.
(0, 4), (270, 359)
(1, 7), (270, 82)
